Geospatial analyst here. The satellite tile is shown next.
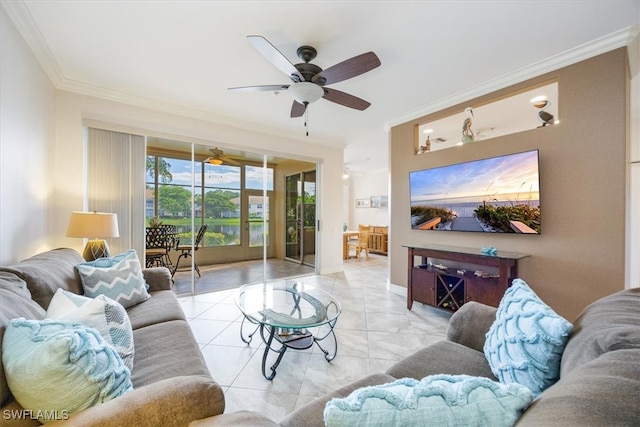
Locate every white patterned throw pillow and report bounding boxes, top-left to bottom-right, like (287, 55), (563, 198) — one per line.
(46, 289), (134, 370)
(76, 250), (150, 309)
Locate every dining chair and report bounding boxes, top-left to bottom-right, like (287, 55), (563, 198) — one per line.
(145, 226), (175, 268)
(347, 224), (371, 259)
(172, 224), (208, 277)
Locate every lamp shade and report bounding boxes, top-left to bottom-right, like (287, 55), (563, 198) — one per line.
(66, 212), (119, 238)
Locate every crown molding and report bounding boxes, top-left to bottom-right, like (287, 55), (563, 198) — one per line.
(4, 1), (636, 143)
(1, 0), (64, 87)
(60, 76), (346, 147)
(385, 25), (640, 131)
(1, 1), (345, 149)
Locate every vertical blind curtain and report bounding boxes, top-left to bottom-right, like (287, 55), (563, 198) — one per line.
(87, 127), (146, 258)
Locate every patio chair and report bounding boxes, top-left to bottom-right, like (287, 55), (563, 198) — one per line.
(172, 224), (208, 277)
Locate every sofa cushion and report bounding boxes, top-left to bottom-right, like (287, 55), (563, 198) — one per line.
(484, 279), (572, 395)
(516, 349), (640, 427)
(141, 266), (173, 292)
(126, 289), (186, 330)
(385, 340), (496, 381)
(560, 287), (640, 377)
(130, 320), (210, 388)
(46, 288), (135, 370)
(279, 373), (396, 427)
(0, 272), (47, 407)
(2, 318), (132, 423)
(0, 248), (85, 309)
(323, 374), (533, 427)
(446, 301), (498, 353)
(77, 250), (150, 308)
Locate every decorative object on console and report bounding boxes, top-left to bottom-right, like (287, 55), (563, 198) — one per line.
(2, 318), (132, 423)
(482, 246), (498, 256)
(66, 211), (119, 261)
(76, 250), (150, 309)
(323, 374), (534, 427)
(484, 279), (573, 396)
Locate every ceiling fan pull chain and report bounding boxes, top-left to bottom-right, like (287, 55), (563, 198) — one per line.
(305, 104), (309, 136)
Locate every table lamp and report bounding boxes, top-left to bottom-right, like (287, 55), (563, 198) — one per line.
(66, 211), (119, 261)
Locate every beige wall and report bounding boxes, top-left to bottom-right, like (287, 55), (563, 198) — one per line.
(627, 31), (640, 289)
(389, 48), (628, 321)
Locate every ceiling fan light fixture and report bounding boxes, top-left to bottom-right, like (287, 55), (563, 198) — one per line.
(288, 82), (324, 105)
(208, 157), (223, 165)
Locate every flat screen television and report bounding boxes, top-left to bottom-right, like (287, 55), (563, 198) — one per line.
(409, 150), (541, 234)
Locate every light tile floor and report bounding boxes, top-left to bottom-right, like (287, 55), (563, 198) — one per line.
(178, 254), (452, 422)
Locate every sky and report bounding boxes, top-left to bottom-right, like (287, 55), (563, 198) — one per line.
(409, 150), (540, 204)
(147, 158), (273, 191)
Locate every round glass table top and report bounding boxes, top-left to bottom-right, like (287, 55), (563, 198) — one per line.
(235, 281), (341, 329)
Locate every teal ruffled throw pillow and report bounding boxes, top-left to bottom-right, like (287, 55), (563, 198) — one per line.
(2, 318), (133, 423)
(484, 279), (573, 395)
(323, 374), (534, 427)
(77, 249), (150, 308)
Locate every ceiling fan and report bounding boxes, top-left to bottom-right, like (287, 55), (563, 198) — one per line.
(204, 148), (240, 166)
(228, 35), (381, 120)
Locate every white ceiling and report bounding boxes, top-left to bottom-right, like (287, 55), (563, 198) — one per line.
(3, 1), (639, 172)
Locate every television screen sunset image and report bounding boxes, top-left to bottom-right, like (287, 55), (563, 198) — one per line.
(409, 150), (541, 234)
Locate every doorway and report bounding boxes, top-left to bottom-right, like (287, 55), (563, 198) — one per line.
(285, 170), (316, 267)
(243, 190), (274, 260)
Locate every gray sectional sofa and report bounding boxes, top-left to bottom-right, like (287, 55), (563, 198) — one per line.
(197, 287), (640, 426)
(0, 248), (224, 426)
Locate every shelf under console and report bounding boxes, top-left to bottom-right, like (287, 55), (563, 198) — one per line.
(404, 244), (528, 312)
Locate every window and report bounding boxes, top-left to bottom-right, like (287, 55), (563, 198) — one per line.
(245, 165), (274, 190)
(203, 163), (241, 246)
(146, 154), (273, 248)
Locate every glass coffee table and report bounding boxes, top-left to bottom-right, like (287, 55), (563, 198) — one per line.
(235, 280), (341, 380)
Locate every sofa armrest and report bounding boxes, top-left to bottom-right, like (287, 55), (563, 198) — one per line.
(142, 267), (172, 292)
(47, 376), (224, 427)
(188, 411), (279, 427)
(446, 301), (497, 353)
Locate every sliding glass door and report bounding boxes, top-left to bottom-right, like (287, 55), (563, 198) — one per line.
(285, 170), (316, 267)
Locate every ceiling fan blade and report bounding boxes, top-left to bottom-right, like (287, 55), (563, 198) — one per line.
(221, 156), (241, 166)
(247, 35), (305, 82)
(312, 52), (380, 85)
(227, 84), (289, 92)
(290, 101), (306, 118)
(322, 88), (371, 111)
